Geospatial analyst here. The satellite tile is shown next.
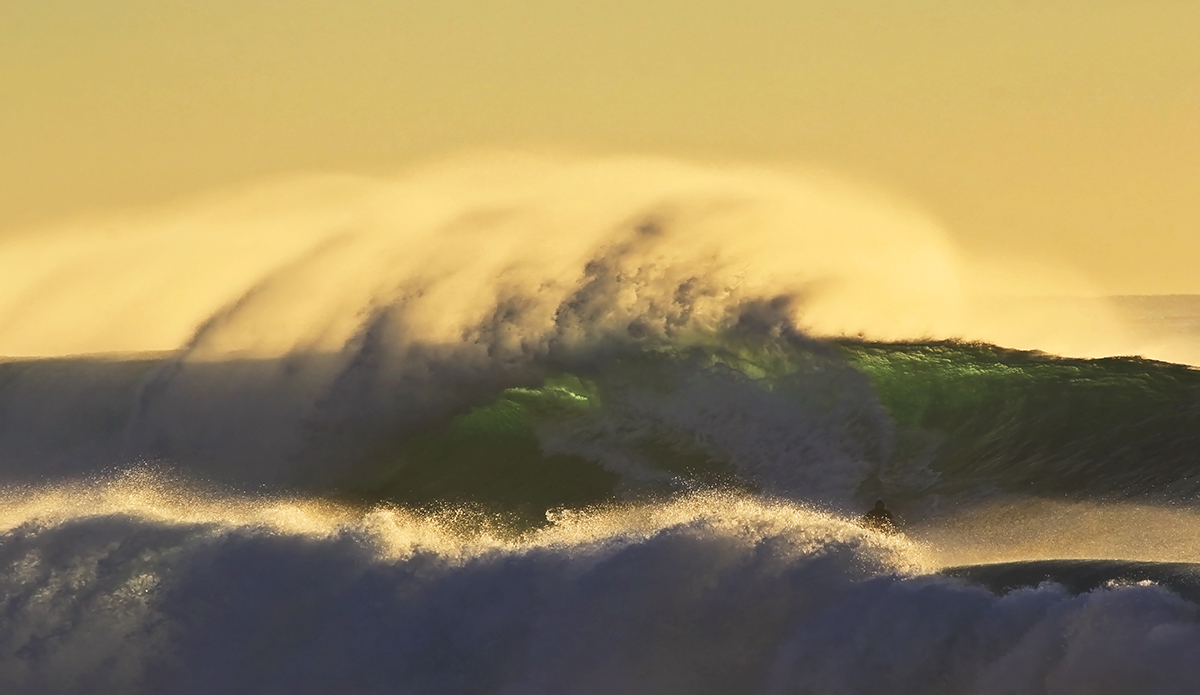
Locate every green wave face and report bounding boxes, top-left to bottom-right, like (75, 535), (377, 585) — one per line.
(350, 376), (621, 527)
(350, 337), (1200, 526)
(837, 340), (1200, 500)
(341, 336), (1200, 528)
(346, 340), (894, 526)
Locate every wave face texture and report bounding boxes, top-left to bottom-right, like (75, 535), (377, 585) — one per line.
(3, 157), (1200, 693)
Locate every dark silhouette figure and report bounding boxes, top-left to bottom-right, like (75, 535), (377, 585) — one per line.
(861, 500), (898, 535)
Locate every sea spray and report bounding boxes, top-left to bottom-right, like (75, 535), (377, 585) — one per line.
(0, 477), (922, 694)
(3, 156), (1200, 694)
(2, 473), (1199, 695)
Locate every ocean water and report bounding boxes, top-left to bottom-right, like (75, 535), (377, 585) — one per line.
(2, 158), (1199, 694)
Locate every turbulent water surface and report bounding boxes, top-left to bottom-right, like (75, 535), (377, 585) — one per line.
(2, 158), (1199, 694)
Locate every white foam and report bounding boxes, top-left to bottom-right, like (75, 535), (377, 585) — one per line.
(1, 477), (1197, 694)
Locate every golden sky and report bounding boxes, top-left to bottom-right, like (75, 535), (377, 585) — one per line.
(2, 0), (1197, 293)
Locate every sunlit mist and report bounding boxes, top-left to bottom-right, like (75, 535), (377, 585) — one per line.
(0, 155), (1174, 364)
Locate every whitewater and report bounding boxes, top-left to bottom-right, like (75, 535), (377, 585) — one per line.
(1, 155), (1199, 694)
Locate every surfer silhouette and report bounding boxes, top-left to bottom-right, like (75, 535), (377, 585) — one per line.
(861, 500), (898, 535)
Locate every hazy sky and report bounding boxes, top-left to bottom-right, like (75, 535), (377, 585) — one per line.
(2, 0), (1197, 293)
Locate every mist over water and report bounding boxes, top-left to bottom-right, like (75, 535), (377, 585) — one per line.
(2, 155), (1199, 693)
(0, 154), (1154, 360)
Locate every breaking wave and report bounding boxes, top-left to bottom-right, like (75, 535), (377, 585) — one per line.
(2, 155), (1200, 693)
(2, 480), (1200, 695)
